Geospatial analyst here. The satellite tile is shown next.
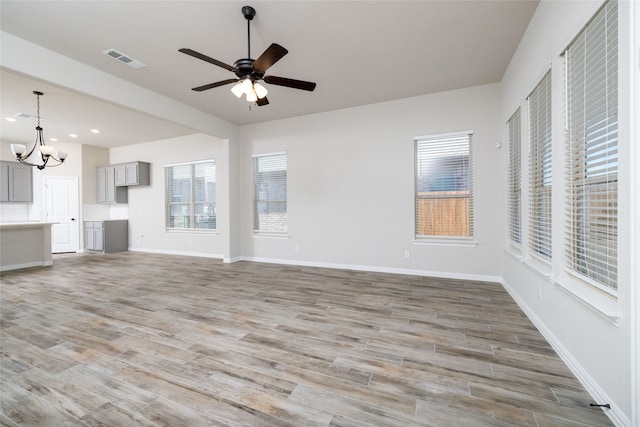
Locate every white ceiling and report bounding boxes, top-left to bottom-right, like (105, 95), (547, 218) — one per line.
(0, 70), (197, 148)
(0, 0), (538, 148)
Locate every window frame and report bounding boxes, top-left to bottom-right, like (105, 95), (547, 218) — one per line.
(414, 130), (474, 241)
(563, 0), (618, 294)
(165, 159), (217, 232)
(252, 152), (288, 235)
(507, 108), (522, 247)
(528, 70), (553, 262)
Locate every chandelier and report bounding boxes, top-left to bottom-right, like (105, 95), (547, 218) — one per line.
(10, 91), (67, 170)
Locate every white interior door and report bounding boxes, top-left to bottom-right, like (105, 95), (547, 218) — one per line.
(45, 176), (79, 253)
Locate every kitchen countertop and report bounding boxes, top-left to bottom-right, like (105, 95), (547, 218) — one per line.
(0, 222), (56, 229)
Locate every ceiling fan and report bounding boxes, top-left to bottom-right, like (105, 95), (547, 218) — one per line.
(179, 5), (316, 106)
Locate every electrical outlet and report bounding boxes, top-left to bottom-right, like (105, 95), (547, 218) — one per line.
(404, 250), (410, 259)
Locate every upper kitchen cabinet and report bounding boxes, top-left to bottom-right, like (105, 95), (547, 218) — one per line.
(97, 161), (150, 204)
(0, 161), (33, 203)
(97, 165), (127, 204)
(115, 161), (150, 187)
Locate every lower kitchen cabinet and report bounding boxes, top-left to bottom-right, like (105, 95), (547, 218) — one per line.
(85, 220), (128, 253)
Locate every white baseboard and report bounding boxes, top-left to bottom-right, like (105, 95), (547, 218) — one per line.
(0, 260), (53, 272)
(128, 247), (224, 260)
(237, 256), (502, 284)
(500, 278), (630, 427)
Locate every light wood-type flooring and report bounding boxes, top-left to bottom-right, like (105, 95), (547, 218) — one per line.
(1, 252), (612, 426)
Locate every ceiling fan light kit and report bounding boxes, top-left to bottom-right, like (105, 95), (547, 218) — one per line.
(179, 5), (316, 107)
(11, 91), (68, 170)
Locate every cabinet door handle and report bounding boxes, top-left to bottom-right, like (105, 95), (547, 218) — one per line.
(71, 218), (76, 221)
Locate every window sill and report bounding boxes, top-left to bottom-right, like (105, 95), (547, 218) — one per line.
(504, 243), (522, 259)
(413, 238), (477, 248)
(251, 233), (290, 239)
(554, 276), (622, 326)
(165, 228), (218, 234)
(524, 256), (553, 282)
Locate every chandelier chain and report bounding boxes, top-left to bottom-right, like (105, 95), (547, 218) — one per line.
(36, 93), (41, 127)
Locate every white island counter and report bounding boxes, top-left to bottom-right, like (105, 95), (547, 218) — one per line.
(0, 222), (54, 272)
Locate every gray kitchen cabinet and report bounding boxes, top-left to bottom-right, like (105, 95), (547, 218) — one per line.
(0, 162), (7, 202)
(85, 220), (128, 253)
(115, 161), (150, 186)
(97, 166), (127, 204)
(0, 161), (33, 203)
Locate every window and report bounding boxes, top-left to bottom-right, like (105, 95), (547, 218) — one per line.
(507, 109), (522, 246)
(528, 70), (552, 260)
(253, 152), (287, 233)
(564, 0), (618, 291)
(415, 131), (473, 238)
(165, 160), (216, 230)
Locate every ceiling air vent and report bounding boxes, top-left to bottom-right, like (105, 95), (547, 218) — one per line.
(102, 49), (146, 70)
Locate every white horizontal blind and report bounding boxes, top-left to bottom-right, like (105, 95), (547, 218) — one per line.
(165, 160), (216, 230)
(565, 0), (618, 290)
(507, 108), (522, 245)
(415, 131), (473, 238)
(254, 153), (287, 233)
(528, 71), (552, 260)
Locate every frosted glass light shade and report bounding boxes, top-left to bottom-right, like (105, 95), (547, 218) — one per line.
(11, 144), (26, 156)
(240, 78), (253, 94)
(246, 90), (258, 102)
(57, 151), (68, 160)
(253, 82), (268, 99)
(40, 145), (55, 156)
(230, 82), (243, 98)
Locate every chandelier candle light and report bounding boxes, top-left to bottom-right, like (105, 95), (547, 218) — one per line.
(11, 91), (67, 170)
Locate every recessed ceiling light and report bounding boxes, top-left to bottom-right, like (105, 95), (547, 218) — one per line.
(4, 117), (17, 122)
(69, 134), (78, 138)
(90, 129), (100, 134)
(49, 138), (58, 142)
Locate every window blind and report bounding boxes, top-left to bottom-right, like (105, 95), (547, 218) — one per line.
(507, 108), (522, 245)
(165, 160), (216, 230)
(528, 70), (552, 260)
(415, 131), (473, 238)
(564, 0), (618, 290)
(254, 153), (287, 233)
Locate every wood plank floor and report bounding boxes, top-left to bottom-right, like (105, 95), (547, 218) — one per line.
(0, 252), (612, 426)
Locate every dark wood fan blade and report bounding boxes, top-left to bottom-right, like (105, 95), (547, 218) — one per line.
(179, 48), (236, 72)
(252, 44), (288, 73)
(256, 97), (269, 106)
(192, 79), (239, 92)
(263, 75), (316, 91)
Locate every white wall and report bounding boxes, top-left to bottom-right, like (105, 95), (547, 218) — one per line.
(109, 133), (229, 259)
(500, 1), (634, 425)
(238, 83), (504, 280)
